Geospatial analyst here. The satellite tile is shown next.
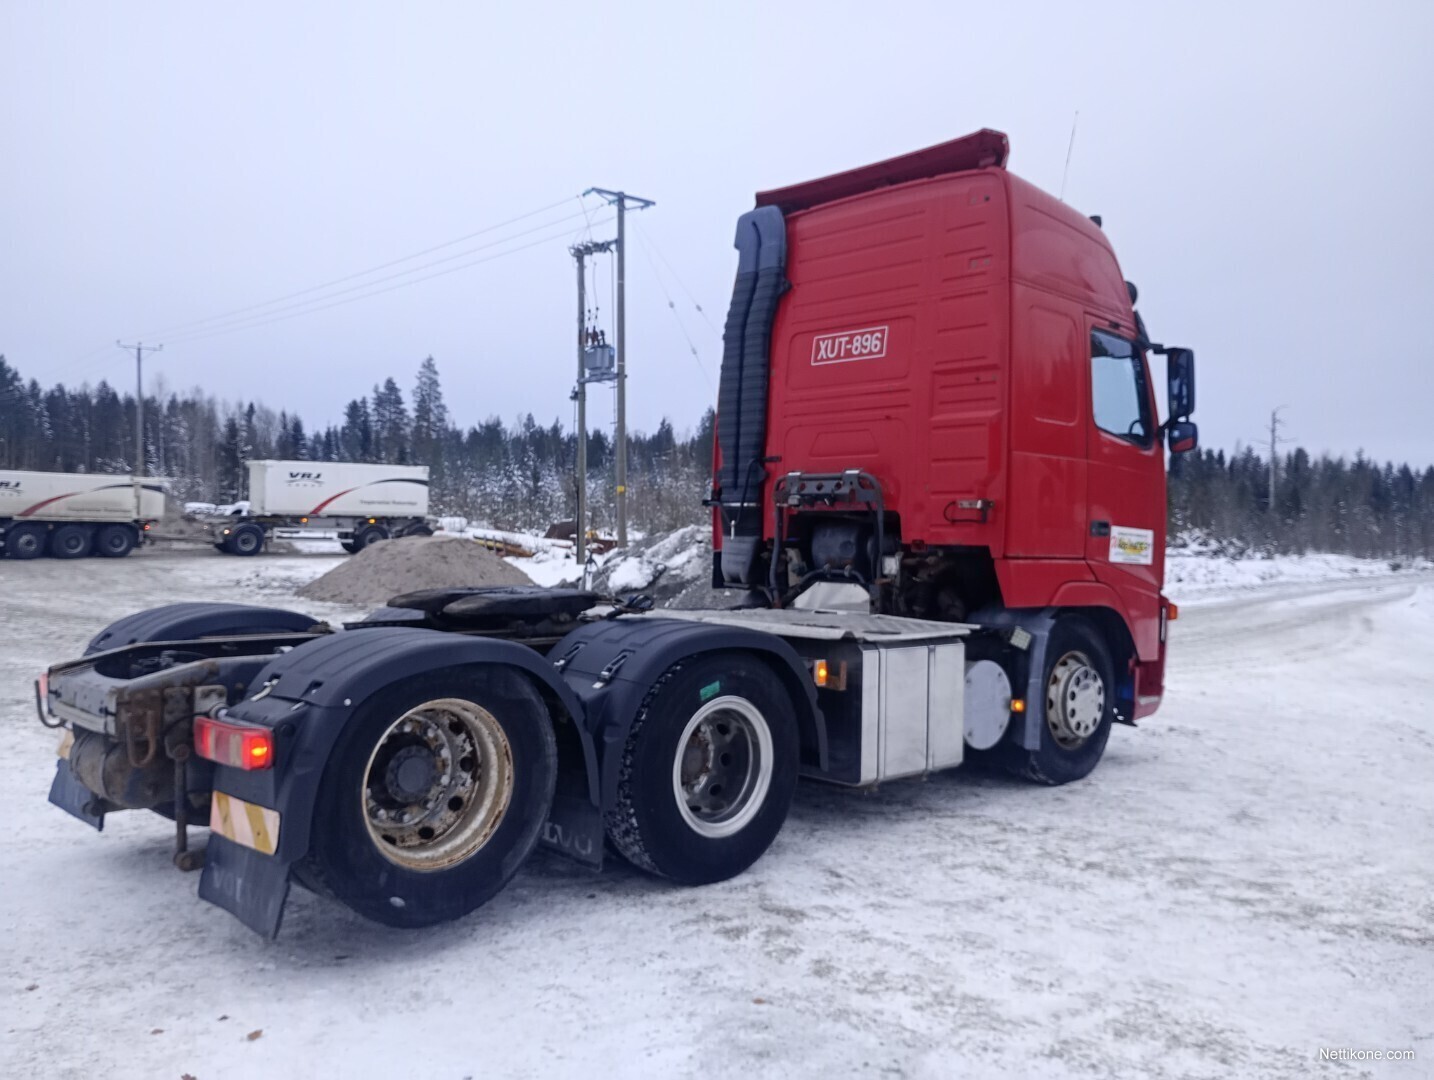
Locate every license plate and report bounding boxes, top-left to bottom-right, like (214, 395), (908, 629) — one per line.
(210, 792), (281, 856)
(57, 730), (74, 759)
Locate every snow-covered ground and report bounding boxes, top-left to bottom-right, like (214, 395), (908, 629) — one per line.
(1167, 549), (1432, 605)
(1, 549), (1430, 1079)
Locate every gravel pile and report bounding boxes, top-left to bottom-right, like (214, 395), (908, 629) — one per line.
(297, 535), (529, 606)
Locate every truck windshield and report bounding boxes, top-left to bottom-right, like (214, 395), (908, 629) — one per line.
(1090, 329), (1153, 445)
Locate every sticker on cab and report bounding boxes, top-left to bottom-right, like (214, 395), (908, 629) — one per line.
(811, 325), (889, 365)
(1109, 526), (1155, 565)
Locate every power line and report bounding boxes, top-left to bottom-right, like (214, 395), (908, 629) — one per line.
(633, 219), (722, 340)
(164, 215), (615, 347)
(1059, 110), (1080, 202)
(140, 195), (589, 339)
(160, 208), (596, 343)
(632, 228), (712, 390)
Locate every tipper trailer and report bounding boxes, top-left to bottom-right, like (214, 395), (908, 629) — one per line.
(0, 469), (167, 558)
(207, 460), (432, 555)
(36, 129), (1198, 937)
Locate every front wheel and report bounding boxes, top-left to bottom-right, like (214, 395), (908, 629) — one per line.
(606, 652), (799, 885)
(351, 524), (389, 551)
(224, 523), (265, 556)
(991, 615), (1115, 785)
(299, 668), (557, 928)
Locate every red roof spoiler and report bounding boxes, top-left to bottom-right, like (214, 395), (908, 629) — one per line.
(755, 129), (1009, 215)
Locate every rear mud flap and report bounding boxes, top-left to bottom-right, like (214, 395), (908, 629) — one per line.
(199, 834), (291, 939)
(48, 759), (105, 830)
(539, 793), (605, 869)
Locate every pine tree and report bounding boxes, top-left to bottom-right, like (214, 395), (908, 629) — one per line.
(371, 378), (410, 464)
(411, 356), (448, 467)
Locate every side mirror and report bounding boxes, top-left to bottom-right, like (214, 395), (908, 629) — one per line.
(1166, 347), (1195, 420)
(1167, 420), (1198, 454)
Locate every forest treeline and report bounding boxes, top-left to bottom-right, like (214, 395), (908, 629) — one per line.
(0, 355), (710, 533)
(3, 354), (1433, 557)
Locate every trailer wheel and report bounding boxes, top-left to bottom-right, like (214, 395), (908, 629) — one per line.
(352, 525), (389, 550)
(300, 669), (557, 928)
(224, 523), (265, 556)
(94, 524), (137, 558)
(48, 524), (94, 559)
(606, 653), (799, 885)
(993, 615), (1114, 785)
(5, 523), (47, 559)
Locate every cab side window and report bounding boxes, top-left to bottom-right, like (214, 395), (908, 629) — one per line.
(1090, 329), (1153, 445)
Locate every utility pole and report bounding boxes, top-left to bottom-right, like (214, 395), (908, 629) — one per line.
(584, 188), (655, 547)
(117, 340), (163, 517)
(575, 252), (586, 566)
(569, 238), (616, 566)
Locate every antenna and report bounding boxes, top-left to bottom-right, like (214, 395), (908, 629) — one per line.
(1059, 111), (1080, 202)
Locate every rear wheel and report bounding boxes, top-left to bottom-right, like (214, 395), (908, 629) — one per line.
(49, 523), (93, 559)
(95, 524), (137, 558)
(992, 615), (1115, 785)
(5, 523), (47, 559)
(224, 523), (265, 556)
(606, 653), (799, 884)
(300, 668), (557, 928)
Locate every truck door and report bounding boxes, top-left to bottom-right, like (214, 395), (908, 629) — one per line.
(1083, 326), (1163, 657)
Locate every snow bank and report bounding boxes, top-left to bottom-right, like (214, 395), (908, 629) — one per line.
(586, 525), (714, 607)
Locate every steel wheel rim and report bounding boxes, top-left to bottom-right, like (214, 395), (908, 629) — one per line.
(361, 697), (514, 871)
(235, 531), (260, 553)
(1046, 650), (1105, 749)
(672, 695), (773, 839)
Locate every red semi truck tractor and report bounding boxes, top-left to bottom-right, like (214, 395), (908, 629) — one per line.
(36, 130), (1196, 936)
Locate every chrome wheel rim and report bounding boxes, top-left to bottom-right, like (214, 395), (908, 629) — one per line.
(1046, 650), (1105, 749)
(362, 697), (513, 870)
(672, 695), (773, 839)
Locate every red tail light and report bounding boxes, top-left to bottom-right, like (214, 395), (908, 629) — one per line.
(194, 715), (274, 770)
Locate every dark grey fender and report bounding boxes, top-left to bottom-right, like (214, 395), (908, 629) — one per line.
(551, 615), (827, 812)
(968, 607), (1057, 750)
(85, 602), (320, 655)
(199, 627), (592, 937)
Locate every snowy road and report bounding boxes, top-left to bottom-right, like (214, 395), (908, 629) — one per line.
(1, 553), (1430, 1079)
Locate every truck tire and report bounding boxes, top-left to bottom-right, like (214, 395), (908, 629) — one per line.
(49, 523), (94, 559)
(351, 525), (389, 551)
(605, 652), (799, 885)
(224, 523), (265, 556)
(95, 524), (137, 558)
(992, 615), (1115, 785)
(299, 668), (557, 929)
(5, 523), (48, 559)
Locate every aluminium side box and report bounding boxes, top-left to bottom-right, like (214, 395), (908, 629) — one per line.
(245, 461), (429, 519)
(0, 470), (168, 522)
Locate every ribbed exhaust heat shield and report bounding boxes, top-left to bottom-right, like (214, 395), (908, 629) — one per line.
(716, 206), (787, 586)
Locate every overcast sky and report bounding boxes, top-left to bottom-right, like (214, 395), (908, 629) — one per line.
(3, 1), (1432, 465)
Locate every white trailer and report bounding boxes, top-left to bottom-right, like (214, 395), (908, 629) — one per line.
(0, 469), (168, 559)
(208, 460), (432, 556)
